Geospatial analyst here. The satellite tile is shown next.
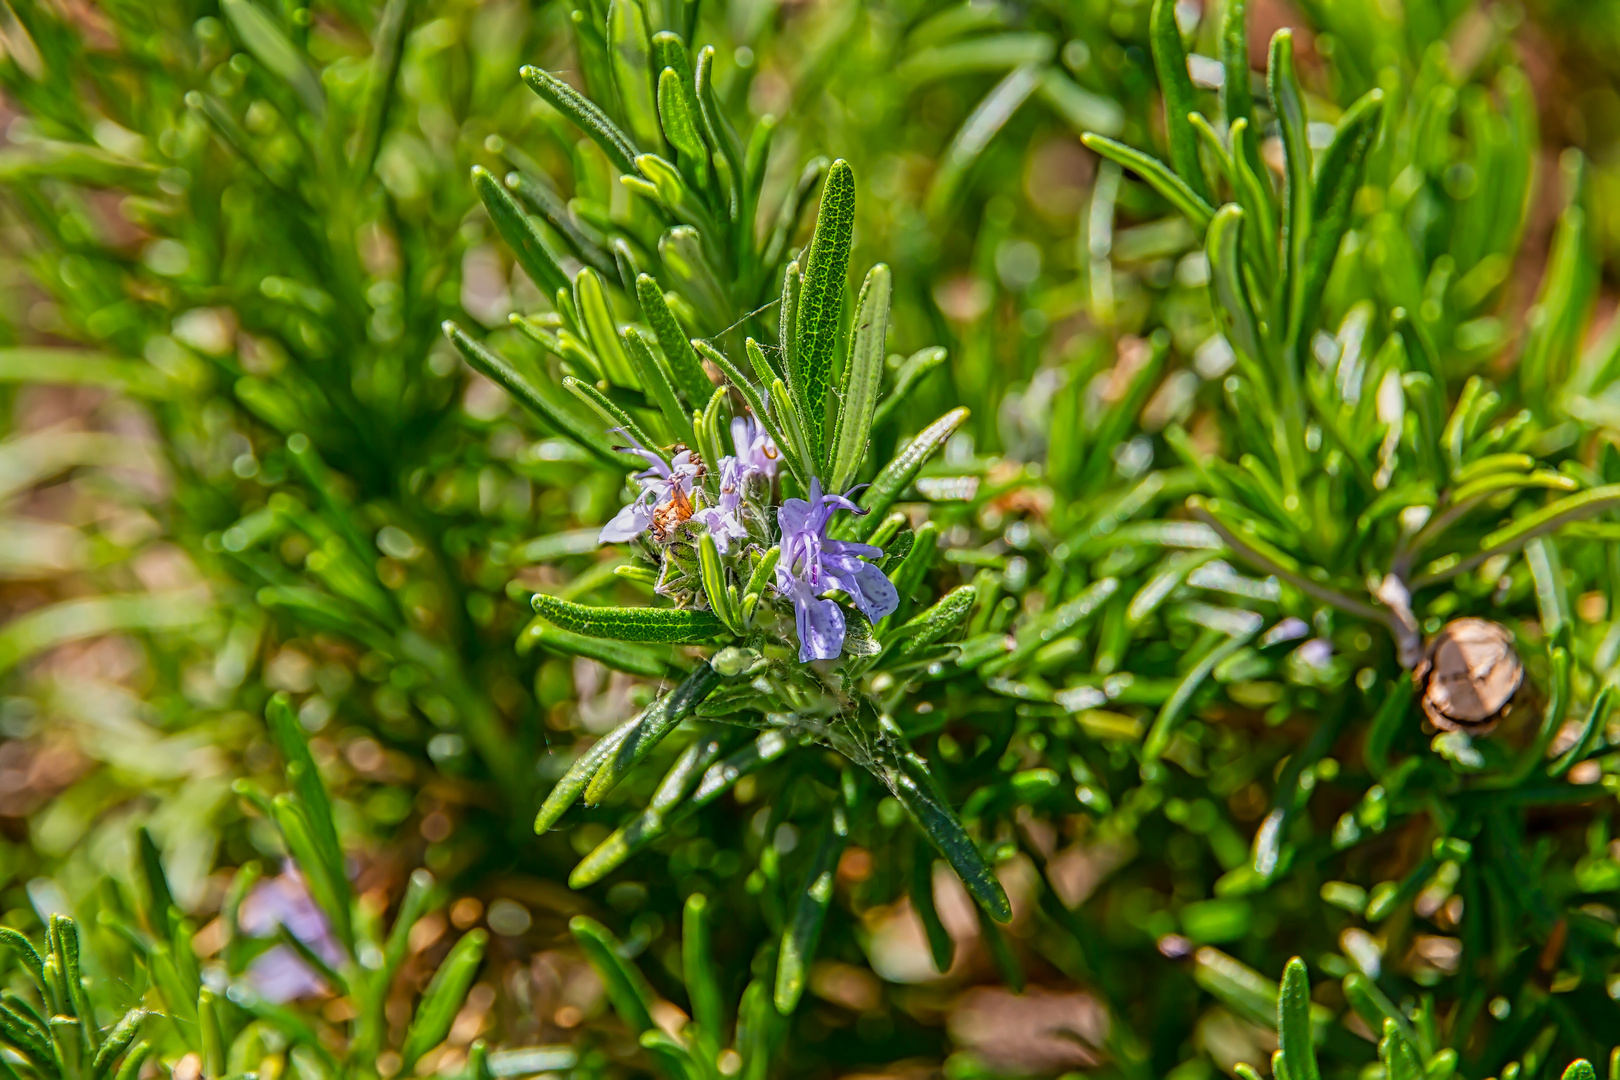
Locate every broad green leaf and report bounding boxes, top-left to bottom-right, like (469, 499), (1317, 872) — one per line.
(584, 663), (724, 804)
(521, 66), (641, 176)
(1149, 0), (1209, 200)
(793, 159), (856, 462)
(472, 166), (570, 297)
(1080, 134), (1213, 231)
(845, 407), (970, 540)
(775, 807), (848, 1014)
(400, 930), (488, 1073)
(532, 595), (725, 644)
(442, 321), (629, 467)
(1278, 958), (1319, 1080)
(828, 263), (891, 491)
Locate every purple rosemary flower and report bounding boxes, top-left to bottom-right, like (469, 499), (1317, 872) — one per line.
(693, 454), (749, 554)
(731, 414), (779, 483)
(776, 479), (898, 661)
(600, 436), (702, 544)
(238, 864), (346, 1002)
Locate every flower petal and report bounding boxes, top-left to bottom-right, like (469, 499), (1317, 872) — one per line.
(824, 555), (898, 621)
(600, 500), (651, 543)
(794, 587), (846, 662)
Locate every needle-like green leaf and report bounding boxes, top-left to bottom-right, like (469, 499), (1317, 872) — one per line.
(793, 159), (856, 463)
(828, 263), (891, 492)
(1149, 0), (1209, 201)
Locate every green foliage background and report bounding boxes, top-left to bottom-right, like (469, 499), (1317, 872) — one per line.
(5, 1), (1620, 1079)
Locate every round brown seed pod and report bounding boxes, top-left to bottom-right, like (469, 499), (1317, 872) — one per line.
(1413, 617), (1523, 733)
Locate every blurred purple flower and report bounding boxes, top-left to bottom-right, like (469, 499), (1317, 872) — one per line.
(775, 479), (897, 661)
(238, 865), (345, 1002)
(600, 436), (702, 544)
(1297, 638), (1334, 670)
